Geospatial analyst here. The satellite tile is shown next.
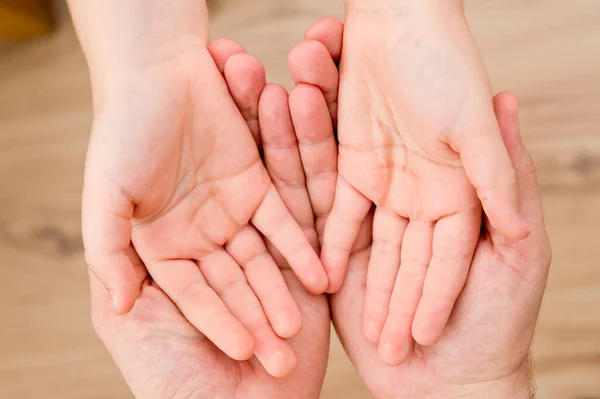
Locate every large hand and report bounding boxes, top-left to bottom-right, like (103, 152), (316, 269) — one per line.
(74, 2), (328, 375)
(317, 1), (530, 363)
(90, 269), (329, 399)
(332, 92), (551, 398)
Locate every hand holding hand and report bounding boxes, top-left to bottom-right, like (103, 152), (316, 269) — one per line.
(71, 1), (329, 375)
(313, 1), (531, 362)
(290, 18), (550, 398)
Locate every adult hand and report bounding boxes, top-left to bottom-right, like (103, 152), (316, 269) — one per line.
(331, 92), (551, 398)
(90, 270), (329, 399)
(88, 41), (331, 398)
(70, 0), (327, 374)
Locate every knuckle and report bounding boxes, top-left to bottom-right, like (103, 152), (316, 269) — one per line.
(242, 250), (271, 269)
(372, 238), (401, 255)
(399, 257), (428, 278)
(220, 279), (248, 300)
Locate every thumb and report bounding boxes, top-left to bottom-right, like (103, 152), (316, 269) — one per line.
(493, 92), (546, 231)
(82, 172), (146, 314)
(457, 103), (529, 240)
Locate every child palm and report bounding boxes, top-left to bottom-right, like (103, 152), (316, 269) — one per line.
(83, 46), (327, 375)
(318, 10), (530, 353)
(291, 15), (529, 366)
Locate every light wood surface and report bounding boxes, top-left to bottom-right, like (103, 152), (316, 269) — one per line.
(0, 0), (55, 39)
(0, 0), (599, 397)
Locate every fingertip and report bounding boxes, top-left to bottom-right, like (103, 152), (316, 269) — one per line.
(320, 249), (346, 293)
(272, 307), (303, 339)
(208, 38), (246, 74)
(287, 248), (329, 295)
(487, 207), (530, 241)
(326, 280), (342, 294)
(310, 268), (330, 295)
(288, 40), (337, 90)
(378, 338), (410, 367)
(289, 83), (326, 118)
(265, 347), (298, 378)
(209, 38), (246, 53)
(224, 52), (267, 97)
(229, 334), (256, 362)
(259, 83), (290, 119)
(411, 318), (441, 347)
(304, 16), (344, 62)
(97, 271), (140, 315)
(109, 290), (126, 315)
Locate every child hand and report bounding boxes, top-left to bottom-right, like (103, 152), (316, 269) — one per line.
(82, 41), (328, 377)
(291, 13), (529, 367)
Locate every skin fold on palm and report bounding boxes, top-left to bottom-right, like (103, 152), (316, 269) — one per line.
(89, 39), (331, 399)
(82, 43), (329, 376)
(292, 19), (549, 397)
(313, 3), (529, 365)
(90, 270), (329, 399)
(331, 91), (550, 398)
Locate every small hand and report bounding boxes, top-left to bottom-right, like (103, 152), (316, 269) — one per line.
(82, 39), (328, 376)
(316, 2), (529, 362)
(88, 41), (330, 399)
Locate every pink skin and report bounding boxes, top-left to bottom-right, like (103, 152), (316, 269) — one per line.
(290, 17), (550, 398)
(80, 20), (331, 377)
(90, 39), (331, 395)
(90, 19), (550, 399)
(311, 2), (530, 363)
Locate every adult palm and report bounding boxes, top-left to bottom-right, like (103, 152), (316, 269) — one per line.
(90, 270), (329, 399)
(331, 93), (551, 398)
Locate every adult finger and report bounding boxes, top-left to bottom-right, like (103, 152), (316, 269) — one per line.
(494, 92), (545, 227)
(457, 108), (529, 240)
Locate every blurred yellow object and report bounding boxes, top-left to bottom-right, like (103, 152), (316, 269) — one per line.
(0, 0), (54, 39)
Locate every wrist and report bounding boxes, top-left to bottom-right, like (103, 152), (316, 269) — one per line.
(69, 0), (209, 85)
(344, 0), (463, 15)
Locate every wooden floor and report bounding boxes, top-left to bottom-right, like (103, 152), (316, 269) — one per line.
(0, 0), (599, 397)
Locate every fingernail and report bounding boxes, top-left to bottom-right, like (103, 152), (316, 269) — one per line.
(109, 290), (120, 312)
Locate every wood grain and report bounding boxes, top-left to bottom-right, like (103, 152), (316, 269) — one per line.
(0, 0), (598, 398)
